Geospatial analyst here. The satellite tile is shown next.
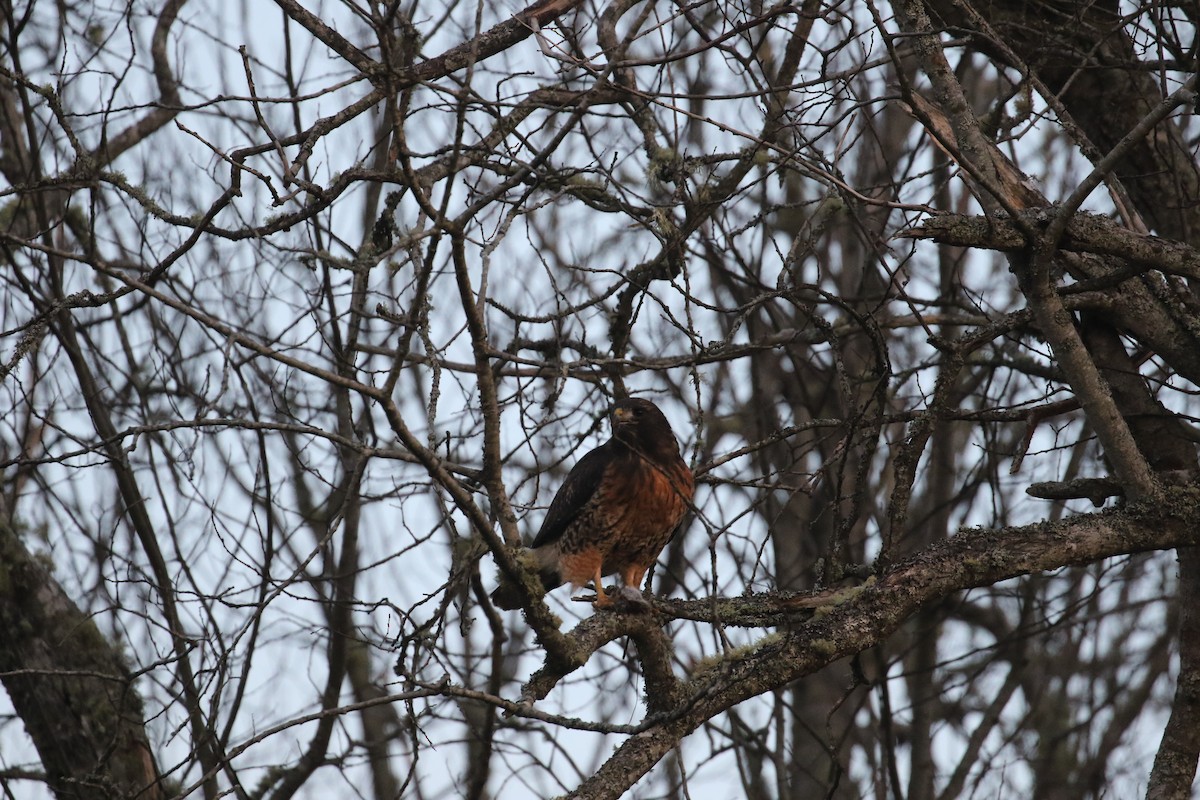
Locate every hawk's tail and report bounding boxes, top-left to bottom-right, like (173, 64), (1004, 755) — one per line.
(490, 567), (562, 610)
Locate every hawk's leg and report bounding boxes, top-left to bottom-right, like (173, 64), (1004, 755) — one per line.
(591, 564), (612, 608)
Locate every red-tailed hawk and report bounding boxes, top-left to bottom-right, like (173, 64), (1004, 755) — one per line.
(492, 398), (694, 610)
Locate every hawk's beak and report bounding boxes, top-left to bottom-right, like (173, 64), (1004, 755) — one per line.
(611, 406), (633, 424)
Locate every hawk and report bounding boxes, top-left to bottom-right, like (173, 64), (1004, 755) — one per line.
(491, 398), (694, 610)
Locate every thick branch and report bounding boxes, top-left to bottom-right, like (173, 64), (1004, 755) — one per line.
(272, 0), (377, 76)
(396, 0), (584, 88)
(900, 210), (1200, 282)
(521, 611), (683, 711)
(568, 493), (1200, 799)
(94, 0), (189, 166)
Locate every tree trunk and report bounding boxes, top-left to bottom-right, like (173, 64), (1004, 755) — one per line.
(0, 507), (161, 800)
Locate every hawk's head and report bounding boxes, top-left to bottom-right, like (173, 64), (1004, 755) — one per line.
(610, 398), (681, 456)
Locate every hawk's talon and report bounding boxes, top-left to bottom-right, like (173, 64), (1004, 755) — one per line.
(589, 585), (651, 612)
(563, 588), (649, 612)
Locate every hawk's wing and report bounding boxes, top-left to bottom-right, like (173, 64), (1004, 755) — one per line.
(530, 441), (613, 549)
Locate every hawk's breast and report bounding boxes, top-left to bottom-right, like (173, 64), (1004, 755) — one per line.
(560, 451), (693, 574)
